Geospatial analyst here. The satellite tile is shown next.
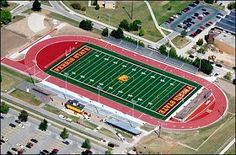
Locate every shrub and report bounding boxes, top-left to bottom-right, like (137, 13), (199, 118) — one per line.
(81, 6), (86, 11)
(71, 3), (81, 10)
(119, 19), (130, 31)
(79, 20), (93, 31)
(224, 72), (232, 80)
(139, 28), (145, 36)
(32, 0), (41, 11)
(0, 102), (9, 114)
(110, 27), (124, 39)
(227, 2), (236, 10)
(95, 4), (100, 10)
(0, 9), (12, 24)
(131, 19), (142, 31)
(193, 58), (213, 75)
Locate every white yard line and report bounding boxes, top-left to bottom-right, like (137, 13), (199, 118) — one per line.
(149, 82), (180, 110)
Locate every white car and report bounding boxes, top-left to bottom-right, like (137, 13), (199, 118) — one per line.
(18, 123), (25, 128)
(17, 143), (24, 148)
(58, 114), (66, 120)
(66, 118), (72, 122)
(2, 137), (8, 142)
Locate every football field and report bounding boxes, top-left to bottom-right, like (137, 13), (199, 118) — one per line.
(46, 43), (202, 120)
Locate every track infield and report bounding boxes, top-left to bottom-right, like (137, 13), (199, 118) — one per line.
(45, 43), (202, 120)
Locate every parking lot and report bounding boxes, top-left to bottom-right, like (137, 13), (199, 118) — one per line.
(164, 1), (225, 37)
(1, 109), (106, 154)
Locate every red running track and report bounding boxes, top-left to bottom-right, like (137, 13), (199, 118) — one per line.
(1, 35), (228, 130)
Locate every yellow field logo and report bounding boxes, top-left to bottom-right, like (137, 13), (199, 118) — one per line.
(118, 75), (129, 83)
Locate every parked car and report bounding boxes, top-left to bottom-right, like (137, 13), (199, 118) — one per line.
(177, 12), (182, 15)
(9, 123), (16, 128)
(194, 13), (199, 17)
(191, 15), (196, 19)
(50, 148), (59, 155)
(15, 120), (21, 124)
(215, 64), (222, 68)
(62, 140), (69, 145)
(6, 151), (13, 155)
(11, 148), (18, 152)
(202, 8), (207, 11)
(198, 16), (203, 20)
(30, 138), (38, 143)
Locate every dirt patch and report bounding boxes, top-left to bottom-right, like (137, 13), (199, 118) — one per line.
(50, 23), (101, 39)
(215, 79), (235, 96)
(1, 28), (29, 57)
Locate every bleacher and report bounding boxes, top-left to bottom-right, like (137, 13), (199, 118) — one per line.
(105, 118), (141, 135)
(174, 89), (211, 121)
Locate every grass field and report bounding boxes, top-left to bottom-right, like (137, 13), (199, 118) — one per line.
(62, 1), (163, 42)
(172, 36), (190, 49)
(46, 43), (201, 120)
(10, 89), (41, 106)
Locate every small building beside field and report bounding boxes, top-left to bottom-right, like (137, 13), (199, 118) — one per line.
(97, 0), (116, 9)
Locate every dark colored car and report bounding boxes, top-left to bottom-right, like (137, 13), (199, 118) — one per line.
(204, 12), (210, 15)
(43, 150), (49, 154)
(190, 21), (195, 24)
(177, 12), (182, 15)
(15, 120), (21, 124)
(202, 8), (207, 11)
(215, 64), (222, 68)
(198, 16), (203, 20)
(177, 25), (182, 28)
(189, 55), (194, 58)
(49, 149), (59, 155)
(30, 138), (38, 143)
(11, 148), (18, 152)
(194, 13), (199, 17)
(62, 141), (69, 145)
(6, 151), (13, 155)
(9, 123), (16, 128)
(0, 115), (4, 119)
(191, 16), (196, 19)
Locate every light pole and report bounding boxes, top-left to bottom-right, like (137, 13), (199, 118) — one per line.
(64, 72), (69, 99)
(107, 13), (112, 37)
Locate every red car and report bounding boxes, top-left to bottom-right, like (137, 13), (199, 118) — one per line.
(208, 21), (213, 25)
(198, 16), (203, 20)
(200, 26), (205, 30)
(51, 148), (59, 154)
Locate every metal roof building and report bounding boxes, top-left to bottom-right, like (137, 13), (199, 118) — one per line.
(215, 10), (235, 35)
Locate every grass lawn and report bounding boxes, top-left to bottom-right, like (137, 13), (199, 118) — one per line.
(2, 2), (18, 11)
(81, 120), (98, 130)
(41, 0), (51, 6)
(1, 73), (20, 92)
(225, 92), (235, 114)
(1, 65), (35, 83)
(172, 36), (190, 49)
(140, 123), (155, 132)
(42, 104), (80, 122)
(99, 127), (118, 140)
(149, 1), (192, 25)
(10, 89), (41, 106)
(62, 1), (163, 42)
(226, 143), (235, 154)
(115, 129), (133, 139)
(48, 12), (81, 27)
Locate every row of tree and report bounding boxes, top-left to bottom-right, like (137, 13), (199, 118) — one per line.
(159, 44), (213, 75)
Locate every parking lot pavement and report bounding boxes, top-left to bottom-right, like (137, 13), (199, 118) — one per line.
(1, 109), (106, 154)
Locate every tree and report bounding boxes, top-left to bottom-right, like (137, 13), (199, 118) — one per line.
(101, 27), (108, 37)
(81, 6), (86, 11)
(79, 20), (93, 31)
(95, 4), (100, 10)
(71, 3), (81, 10)
(105, 148), (112, 154)
(139, 28), (145, 36)
(193, 58), (213, 75)
(181, 30), (187, 38)
(159, 45), (167, 55)
(110, 27), (124, 39)
(38, 119), (48, 131)
(131, 19), (142, 31)
(169, 47), (177, 57)
(0, 9), (12, 24)
(0, 0), (9, 7)
(204, 0), (214, 4)
(196, 39), (204, 46)
(18, 110), (28, 122)
(0, 102), (9, 114)
(60, 128), (69, 140)
(233, 79), (236, 85)
(32, 0), (41, 11)
(82, 149), (93, 155)
(82, 138), (91, 149)
(227, 2), (236, 10)
(224, 72), (232, 80)
(119, 19), (130, 31)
